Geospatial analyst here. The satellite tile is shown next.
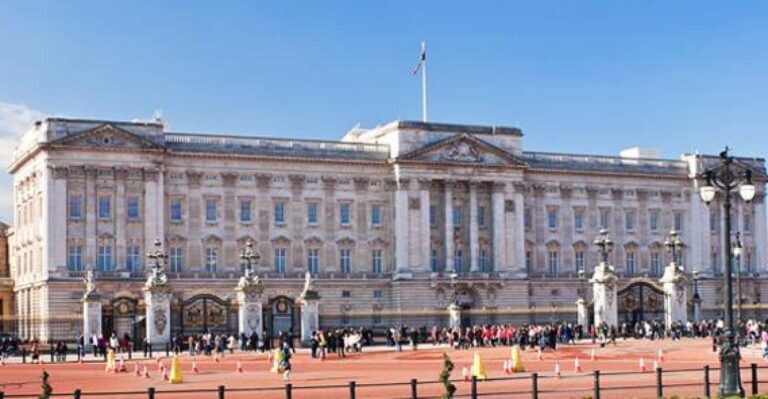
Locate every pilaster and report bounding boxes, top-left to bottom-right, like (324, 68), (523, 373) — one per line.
(469, 181), (479, 272)
(444, 180), (455, 273)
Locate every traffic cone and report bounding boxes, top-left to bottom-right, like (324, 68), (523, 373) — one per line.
(653, 359), (659, 371)
(554, 361), (561, 378)
(639, 357), (646, 372)
(574, 356), (583, 373)
(283, 369), (291, 383)
(191, 358), (199, 374)
(117, 356), (127, 373)
(169, 355), (183, 384)
(590, 348), (596, 361)
(161, 366), (169, 382)
(462, 365), (470, 382)
(236, 359), (243, 374)
(472, 352), (487, 381)
(104, 349), (116, 372)
(503, 360), (510, 375)
(157, 358), (164, 373)
(537, 347), (543, 361)
(134, 362), (141, 377)
(510, 345), (525, 372)
(142, 364), (151, 379)
(657, 349), (665, 363)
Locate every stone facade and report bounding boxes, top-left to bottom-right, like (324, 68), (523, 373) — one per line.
(7, 117), (768, 342)
(0, 222), (13, 332)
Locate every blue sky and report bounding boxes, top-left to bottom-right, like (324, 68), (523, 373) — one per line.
(1, 1), (767, 220)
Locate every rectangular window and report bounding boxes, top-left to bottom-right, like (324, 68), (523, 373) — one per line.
(625, 210), (636, 232)
(340, 249), (351, 274)
(373, 290), (383, 299)
(454, 249), (463, 272)
(205, 200), (217, 222)
(274, 202), (286, 224)
(371, 204), (382, 227)
(477, 206), (486, 227)
(170, 200), (183, 222)
(479, 249), (488, 272)
(371, 249), (382, 274)
(69, 195), (83, 220)
(274, 247), (286, 273)
(649, 210), (659, 232)
(651, 252), (661, 276)
(430, 249), (438, 272)
(307, 203), (318, 224)
(340, 203), (351, 226)
(548, 251), (558, 277)
(240, 200), (252, 223)
(429, 205), (437, 227)
(205, 247), (218, 273)
(307, 248), (319, 275)
(98, 245), (112, 271)
(524, 208), (532, 230)
(575, 250), (585, 271)
(453, 206), (461, 227)
(68, 245), (82, 271)
(574, 209), (584, 232)
(98, 196), (111, 219)
(711, 249), (718, 274)
(547, 208), (558, 230)
(674, 212), (684, 232)
(341, 291), (351, 298)
(674, 250), (683, 268)
(626, 252), (636, 276)
(170, 247), (183, 273)
(525, 251), (533, 273)
(127, 197), (140, 221)
(600, 208), (611, 229)
(126, 246), (141, 272)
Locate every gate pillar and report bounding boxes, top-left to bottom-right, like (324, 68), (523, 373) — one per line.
(590, 262), (618, 329)
(660, 264), (688, 329)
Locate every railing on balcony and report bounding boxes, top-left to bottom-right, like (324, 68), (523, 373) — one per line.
(164, 132), (390, 160)
(524, 151), (688, 174)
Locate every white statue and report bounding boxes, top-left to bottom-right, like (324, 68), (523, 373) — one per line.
(83, 269), (96, 297)
(300, 271), (314, 298)
(145, 262), (169, 288)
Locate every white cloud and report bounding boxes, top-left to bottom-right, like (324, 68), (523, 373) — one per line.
(0, 102), (47, 223)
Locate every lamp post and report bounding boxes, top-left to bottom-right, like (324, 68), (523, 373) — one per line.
(698, 147), (755, 397)
(578, 269), (586, 300)
(593, 228), (614, 264)
(732, 232), (743, 325)
(692, 270), (701, 323)
(663, 230), (684, 268)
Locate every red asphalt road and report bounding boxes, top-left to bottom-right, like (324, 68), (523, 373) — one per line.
(1, 339), (766, 399)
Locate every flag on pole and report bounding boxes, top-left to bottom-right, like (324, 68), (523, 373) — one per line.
(411, 42), (426, 75)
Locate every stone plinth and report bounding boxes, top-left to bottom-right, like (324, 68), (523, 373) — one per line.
(576, 298), (588, 328)
(82, 294), (102, 347)
(299, 291), (320, 344)
(236, 286), (264, 337)
(590, 262), (618, 328)
(448, 303), (461, 331)
(143, 286), (171, 345)
(660, 264), (688, 329)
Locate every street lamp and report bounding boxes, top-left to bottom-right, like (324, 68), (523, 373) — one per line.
(578, 269), (586, 300)
(664, 230), (684, 268)
(593, 228), (614, 264)
(733, 232), (743, 325)
(698, 147), (756, 397)
(692, 270), (701, 323)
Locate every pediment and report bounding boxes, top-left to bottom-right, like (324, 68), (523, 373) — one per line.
(52, 124), (161, 150)
(398, 133), (527, 167)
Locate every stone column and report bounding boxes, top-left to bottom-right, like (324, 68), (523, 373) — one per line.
(444, 181), (455, 273)
(299, 292), (321, 344)
(590, 263), (618, 328)
(754, 194), (767, 276)
(85, 168), (97, 268)
(143, 286), (171, 345)
(660, 264), (688, 329)
(82, 294), (102, 350)
(513, 184), (527, 277)
(115, 169), (127, 272)
(448, 303), (461, 331)
(576, 298), (588, 328)
(418, 179), (431, 271)
(236, 286), (264, 337)
(491, 182), (506, 273)
(394, 178), (410, 276)
(143, 168), (160, 257)
(469, 182), (479, 272)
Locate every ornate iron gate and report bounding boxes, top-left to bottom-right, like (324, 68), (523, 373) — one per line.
(180, 295), (236, 337)
(618, 279), (665, 324)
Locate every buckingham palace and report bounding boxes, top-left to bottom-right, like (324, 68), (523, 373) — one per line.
(7, 117), (768, 343)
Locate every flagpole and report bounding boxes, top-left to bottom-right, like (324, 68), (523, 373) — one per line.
(421, 41), (428, 122)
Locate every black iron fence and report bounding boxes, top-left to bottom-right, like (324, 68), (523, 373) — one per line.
(0, 364), (765, 399)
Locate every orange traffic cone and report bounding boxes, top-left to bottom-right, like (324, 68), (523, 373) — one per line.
(157, 359), (164, 373)
(117, 356), (127, 373)
(161, 366), (169, 382)
(554, 361), (561, 378)
(639, 357), (646, 372)
(653, 359), (659, 371)
(657, 349), (665, 363)
(574, 356), (583, 373)
(537, 347), (543, 361)
(236, 360), (243, 374)
(590, 348), (596, 361)
(462, 365), (470, 382)
(192, 358), (199, 374)
(133, 362), (140, 376)
(143, 364), (151, 379)
(503, 360), (510, 375)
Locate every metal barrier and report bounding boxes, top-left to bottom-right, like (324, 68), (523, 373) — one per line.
(0, 363), (765, 398)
